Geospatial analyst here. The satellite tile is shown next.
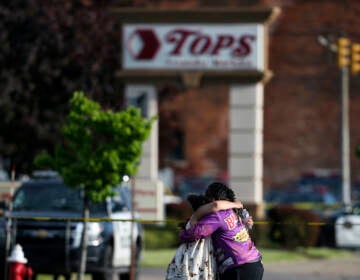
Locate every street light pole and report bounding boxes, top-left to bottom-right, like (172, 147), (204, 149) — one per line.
(320, 35), (353, 207)
(340, 65), (351, 207)
(337, 36), (353, 207)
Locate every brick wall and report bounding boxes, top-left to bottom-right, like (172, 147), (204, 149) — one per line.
(263, 0), (360, 186)
(135, 0), (360, 189)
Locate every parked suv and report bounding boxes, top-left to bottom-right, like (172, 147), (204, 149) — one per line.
(2, 173), (143, 280)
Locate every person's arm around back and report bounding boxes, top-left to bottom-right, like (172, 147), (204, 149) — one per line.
(188, 200), (243, 227)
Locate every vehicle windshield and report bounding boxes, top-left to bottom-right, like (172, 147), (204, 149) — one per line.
(12, 183), (106, 213)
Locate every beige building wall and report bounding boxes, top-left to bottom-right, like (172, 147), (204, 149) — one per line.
(229, 84), (264, 204)
(125, 85), (164, 221)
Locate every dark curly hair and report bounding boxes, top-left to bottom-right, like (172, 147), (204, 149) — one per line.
(205, 182), (236, 202)
(205, 182), (248, 228)
(187, 193), (209, 211)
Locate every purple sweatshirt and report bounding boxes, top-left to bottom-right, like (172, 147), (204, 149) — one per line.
(179, 209), (262, 273)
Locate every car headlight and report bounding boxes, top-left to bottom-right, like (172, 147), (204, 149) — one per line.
(87, 222), (104, 246)
(72, 222), (104, 248)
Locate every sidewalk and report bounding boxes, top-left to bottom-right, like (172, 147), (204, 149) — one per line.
(139, 255), (360, 280)
(263, 257), (360, 280)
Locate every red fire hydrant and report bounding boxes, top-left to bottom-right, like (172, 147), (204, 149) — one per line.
(7, 244), (33, 280)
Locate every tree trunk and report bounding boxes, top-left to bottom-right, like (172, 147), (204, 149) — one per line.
(77, 195), (89, 280)
(130, 177), (136, 280)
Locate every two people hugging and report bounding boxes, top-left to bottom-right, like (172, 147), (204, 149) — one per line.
(166, 182), (263, 280)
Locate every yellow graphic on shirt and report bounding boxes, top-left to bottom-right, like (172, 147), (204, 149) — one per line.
(233, 228), (249, 242)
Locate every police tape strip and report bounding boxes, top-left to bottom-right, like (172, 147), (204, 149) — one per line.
(2, 216), (357, 226)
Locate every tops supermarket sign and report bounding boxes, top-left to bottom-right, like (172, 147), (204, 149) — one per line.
(122, 24), (264, 71)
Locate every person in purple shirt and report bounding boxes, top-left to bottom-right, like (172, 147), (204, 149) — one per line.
(180, 182), (264, 280)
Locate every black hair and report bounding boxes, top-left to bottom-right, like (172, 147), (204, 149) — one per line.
(186, 193), (209, 211)
(206, 182), (252, 231)
(205, 182), (236, 202)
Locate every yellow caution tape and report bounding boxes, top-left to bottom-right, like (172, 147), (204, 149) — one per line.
(2, 216), (356, 226)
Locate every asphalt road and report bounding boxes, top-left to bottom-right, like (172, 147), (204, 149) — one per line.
(139, 256), (360, 280)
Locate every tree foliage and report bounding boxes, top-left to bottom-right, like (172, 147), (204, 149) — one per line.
(0, 0), (122, 174)
(35, 91), (154, 202)
(34, 91), (154, 280)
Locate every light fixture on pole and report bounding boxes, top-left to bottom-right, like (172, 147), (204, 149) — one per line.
(337, 36), (351, 207)
(317, 34), (352, 207)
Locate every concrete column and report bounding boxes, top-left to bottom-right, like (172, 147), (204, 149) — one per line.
(229, 84), (264, 207)
(125, 85), (164, 221)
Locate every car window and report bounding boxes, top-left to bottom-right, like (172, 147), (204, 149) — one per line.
(0, 169), (9, 181)
(13, 184), (83, 212)
(13, 183), (107, 214)
(353, 204), (360, 215)
(119, 186), (132, 209)
(110, 186), (132, 212)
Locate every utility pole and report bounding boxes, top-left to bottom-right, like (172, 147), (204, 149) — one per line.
(336, 37), (360, 207)
(339, 63), (351, 207)
(318, 35), (360, 207)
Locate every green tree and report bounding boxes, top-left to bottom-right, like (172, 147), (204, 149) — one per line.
(356, 145), (360, 158)
(35, 91), (154, 280)
(0, 0), (123, 174)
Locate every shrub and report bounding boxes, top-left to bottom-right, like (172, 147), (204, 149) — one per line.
(250, 222), (272, 248)
(267, 205), (321, 249)
(165, 201), (193, 221)
(144, 222), (180, 249)
(142, 201), (195, 250)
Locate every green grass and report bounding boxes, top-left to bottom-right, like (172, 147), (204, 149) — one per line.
(27, 247), (359, 279)
(141, 247), (357, 267)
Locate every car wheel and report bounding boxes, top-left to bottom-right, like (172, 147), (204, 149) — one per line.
(92, 245), (114, 280)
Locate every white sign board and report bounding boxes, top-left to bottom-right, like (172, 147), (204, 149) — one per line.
(123, 24), (264, 71)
